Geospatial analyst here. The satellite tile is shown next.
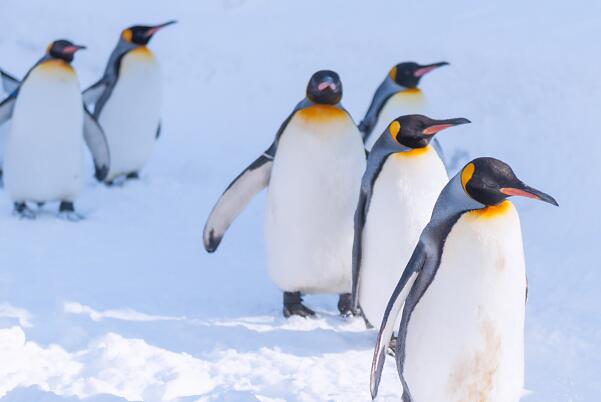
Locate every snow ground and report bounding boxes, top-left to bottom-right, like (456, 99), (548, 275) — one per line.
(0, 0), (600, 401)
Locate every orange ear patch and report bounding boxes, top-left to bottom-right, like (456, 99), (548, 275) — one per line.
(122, 29), (133, 42)
(388, 120), (401, 140)
(461, 162), (475, 191)
(467, 200), (512, 220)
(389, 66), (397, 81)
(297, 104), (346, 123)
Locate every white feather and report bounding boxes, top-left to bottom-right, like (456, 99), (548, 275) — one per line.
(359, 147), (447, 327)
(265, 108), (366, 294)
(4, 61), (84, 202)
(98, 47), (161, 180)
(404, 202), (526, 402)
(365, 89), (427, 150)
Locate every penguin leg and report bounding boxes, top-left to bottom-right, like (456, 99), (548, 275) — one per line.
(337, 293), (354, 317)
(13, 202), (36, 219)
(57, 201), (84, 222)
(283, 292), (315, 318)
(126, 172), (139, 180)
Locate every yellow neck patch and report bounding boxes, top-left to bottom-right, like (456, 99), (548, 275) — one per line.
(297, 104), (346, 123)
(467, 200), (512, 220)
(394, 146), (431, 158)
(461, 163), (475, 191)
(398, 87), (422, 95)
(38, 59), (74, 74)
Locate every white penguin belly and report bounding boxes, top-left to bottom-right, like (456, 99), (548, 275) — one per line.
(265, 106), (366, 294)
(359, 148), (447, 327)
(4, 61), (84, 202)
(99, 47), (161, 180)
(404, 201), (526, 402)
(365, 89), (426, 150)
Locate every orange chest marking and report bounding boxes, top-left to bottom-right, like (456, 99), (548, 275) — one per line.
(296, 104), (347, 123)
(393, 146), (431, 158)
(38, 59), (75, 75)
(467, 200), (512, 220)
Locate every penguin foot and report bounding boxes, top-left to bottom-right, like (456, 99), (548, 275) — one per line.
(387, 335), (398, 357)
(58, 201), (84, 222)
(283, 292), (315, 318)
(337, 293), (354, 317)
(126, 171), (139, 180)
(13, 202), (36, 219)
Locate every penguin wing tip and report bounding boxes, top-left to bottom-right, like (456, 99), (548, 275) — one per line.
(94, 166), (109, 181)
(203, 230), (222, 253)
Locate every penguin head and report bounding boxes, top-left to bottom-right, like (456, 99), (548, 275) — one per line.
(121, 20), (177, 45)
(389, 61), (449, 88)
(460, 157), (558, 207)
(47, 40), (86, 63)
(388, 115), (470, 149)
(306, 70), (343, 105)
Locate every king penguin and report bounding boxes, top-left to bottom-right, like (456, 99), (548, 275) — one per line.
(360, 62), (448, 150)
(82, 21), (176, 183)
(351, 114), (470, 330)
(370, 157), (558, 402)
(0, 40), (110, 219)
(203, 70), (366, 317)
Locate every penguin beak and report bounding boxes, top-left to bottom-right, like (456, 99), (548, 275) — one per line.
(422, 117), (470, 135)
(318, 78), (337, 92)
(62, 44), (86, 54)
(500, 183), (559, 206)
(145, 20), (177, 37)
(414, 62), (449, 78)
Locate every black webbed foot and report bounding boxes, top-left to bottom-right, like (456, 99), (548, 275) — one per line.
(283, 292), (315, 318)
(337, 293), (354, 317)
(13, 202), (36, 219)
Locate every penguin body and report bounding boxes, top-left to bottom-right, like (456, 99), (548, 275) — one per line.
(404, 200), (525, 402)
(360, 62), (448, 151)
(352, 115), (469, 326)
(5, 59), (84, 202)
(266, 104), (365, 293)
(370, 157), (558, 402)
(358, 145), (446, 326)
(204, 70), (366, 317)
(83, 22), (175, 182)
(364, 89), (425, 150)
(98, 46), (161, 180)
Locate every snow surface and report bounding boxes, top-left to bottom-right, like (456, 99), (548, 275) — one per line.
(0, 0), (599, 401)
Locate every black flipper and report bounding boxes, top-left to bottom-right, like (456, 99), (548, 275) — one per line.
(203, 104), (301, 253)
(82, 79), (109, 107)
(0, 94), (16, 126)
(359, 78), (399, 142)
(156, 122), (161, 139)
(0, 69), (20, 94)
(351, 151), (392, 314)
(203, 143), (275, 252)
(83, 106), (110, 181)
(370, 243), (426, 400)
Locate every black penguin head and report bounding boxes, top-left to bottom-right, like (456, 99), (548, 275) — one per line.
(460, 157), (559, 207)
(388, 114), (470, 149)
(122, 20), (177, 45)
(306, 70), (343, 105)
(389, 61), (449, 88)
(47, 40), (86, 63)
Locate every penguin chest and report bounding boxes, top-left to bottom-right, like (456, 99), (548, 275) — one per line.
(265, 106), (366, 293)
(5, 61), (84, 202)
(359, 149), (447, 327)
(405, 202), (526, 402)
(99, 47), (162, 179)
(366, 88), (426, 150)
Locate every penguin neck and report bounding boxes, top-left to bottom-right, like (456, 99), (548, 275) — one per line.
(466, 200), (513, 220)
(37, 58), (75, 76)
(297, 102), (346, 123)
(393, 145), (431, 158)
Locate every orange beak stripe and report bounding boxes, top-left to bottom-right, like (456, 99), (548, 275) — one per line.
(423, 124), (453, 135)
(500, 187), (540, 200)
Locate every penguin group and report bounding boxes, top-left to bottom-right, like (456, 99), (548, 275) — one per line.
(0, 21), (175, 219)
(204, 62), (558, 401)
(0, 18), (559, 402)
